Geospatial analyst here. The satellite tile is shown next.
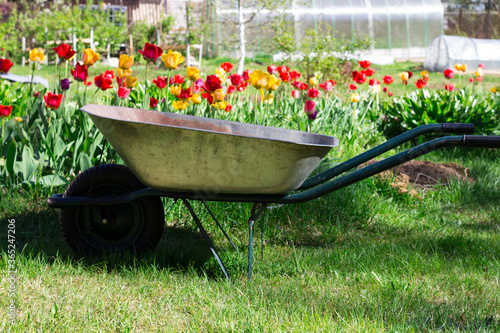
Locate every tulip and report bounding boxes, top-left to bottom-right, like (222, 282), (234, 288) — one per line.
(399, 72), (409, 82)
(476, 76), (483, 82)
(153, 76), (167, 89)
(29, 48), (45, 63)
(103, 70), (115, 80)
(475, 67), (483, 77)
(319, 80), (335, 92)
(291, 90), (300, 98)
(229, 73), (243, 86)
(33, 91), (41, 98)
(352, 71), (366, 84)
(94, 74), (113, 91)
(0, 58), (14, 73)
(170, 85), (181, 96)
(225, 104), (232, 113)
(263, 93), (274, 104)
(469, 77), (474, 83)
(250, 70), (270, 89)
(162, 49), (184, 69)
(0, 105), (12, 117)
(14, 116), (22, 122)
(408, 71), (413, 79)
(359, 60), (371, 68)
(82, 49), (100, 66)
(387, 92), (393, 97)
(117, 86), (131, 99)
(203, 75), (222, 93)
(242, 69), (252, 81)
(192, 94), (202, 104)
(118, 54), (134, 70)
(265, 75), (281, 91)
(174, 74), (185, 85)
(212, 100), (228, 110)
(178, 87), (192, 101)
(371, 84), (381, 94)
(289, 71), (301, 80)
(71, 62), (88, 82)
(349, 84), (357, 90)
(150, 97), (159, 108)
(420, 70), (429, 81)
(443, 69), (454, 79)
(415, 79), (426, 89)
(383, 75), (394, 85)
(43, 92), (63, 110)
(215, 68), (226, 81)
(117, 68), (132, 79)
(277, 65), (289, 74)
(364, 68), (375, 76)
(298, 82), (308, 91)
(309, 77), (318, 86)
(124, 75), (138, 89)
(490, 86), (497, 93)
(221, 62), (233, 72)
(139, 43), (163, 63)
(212, 88), (225, 102)
(53, 43), (76, 61)
(304, 100), (318, 120)
(455, 63), (467, 72)
(351, 93), (360, 102)
(172, 100), (189, 110)
(308, 88), (319, 98)
(60, 78), (72, 91)
(202, 92), (213, 104)
(227, 85), (236, 94)
(187, 66), (200, 81)
(267, 65), (277, 74)
(279, 71), (291, 83)
(444, 83), (454, 92)
(368, 78), (379, 86)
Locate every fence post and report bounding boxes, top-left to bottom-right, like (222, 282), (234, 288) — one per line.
(22, 37), (26, 66)
(44, 27), (49, 65)
(129, 34), (134, 55)
(72, 33), (77, 66)
(90, 27), (94, 50)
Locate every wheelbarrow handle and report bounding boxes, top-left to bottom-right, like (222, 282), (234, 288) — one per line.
(442, 123), (475, 134)
(463, 135), (500, 148)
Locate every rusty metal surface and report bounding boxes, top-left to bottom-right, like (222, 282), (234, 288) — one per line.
(81, 104), (338, 194)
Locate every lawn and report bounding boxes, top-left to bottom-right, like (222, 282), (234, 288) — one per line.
(1, 145), (499, 332)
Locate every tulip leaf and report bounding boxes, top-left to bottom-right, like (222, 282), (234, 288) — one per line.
(78, 153), (92, 172)
(142, 93), (150, 110)
(39, 175), (67, 187)
(6, 138), (16, 178)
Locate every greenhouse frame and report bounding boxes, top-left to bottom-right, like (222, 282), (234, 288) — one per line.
(209, 0), (444, 61)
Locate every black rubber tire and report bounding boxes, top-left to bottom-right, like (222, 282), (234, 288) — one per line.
(60, 164), (165, 255)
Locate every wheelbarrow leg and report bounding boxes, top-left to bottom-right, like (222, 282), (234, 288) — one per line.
(182, 199), (230, 280)
(248, 203), (266, 279)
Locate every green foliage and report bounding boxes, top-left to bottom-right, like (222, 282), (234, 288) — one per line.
(377, 88), (500, 138)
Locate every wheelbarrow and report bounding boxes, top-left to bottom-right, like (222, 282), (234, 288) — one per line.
(47, 104), (500, 279)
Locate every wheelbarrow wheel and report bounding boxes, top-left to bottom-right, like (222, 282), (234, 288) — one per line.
(60, 164), (165, 256)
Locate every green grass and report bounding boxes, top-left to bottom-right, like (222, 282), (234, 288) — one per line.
(1, 147), (499, 332)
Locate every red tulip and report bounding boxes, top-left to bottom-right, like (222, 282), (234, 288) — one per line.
(444, 83), (454, 92)
(0, 105), (12, 117)
(33, 91), (41, 98)
(298, 82), (308, 91)
(415, 79), (426, 89)
(478, 63), (484, 69)
(443, 69), (454, 79)
(267, 65), (277, 74)
(229, 73), (243, 86)
(149, 97), (158, 108)
(352, 71), (366, 84)
(308, 87), (319, 98)
(304, 100), (316, 114)
(407, 71), (413, 79)
(369, 78), (379, 86)
(138, 42), (163, 62)
(387, 91), (393, 97)
(469, 77), (474, 83)
(291, 90), (300, 98)
(349, 84), (357, 90)
(103, 70), (115, 80)
(153, 76), (167, 89)
(242, 69), (252, 81)
(277, 65), (289, 74)
(117, 86), (131, 99)
(0, 58), (14, 73)
(221, 62), (233, 72)
(71, 62), (88, 82)
(279, 71), (291, 83)
(476, 76), (483, 82)
(227, 85), (236, 94)
(201, 92), (213, 104)
(383, 75), (394, 85)
(52, 43), (76, 61)
(94, 74), (113, 91)
(43, 92), (63, 110)
(225, 104), (232, 112)
(359, 60), (371, 68)
(289, 71), (301, 80)
(178, 87), (192, 100)
(203, 75), (222, 93)
(174, 74), (185, 84)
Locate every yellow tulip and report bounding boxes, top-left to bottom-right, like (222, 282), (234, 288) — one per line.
(263, 93), (274, 104)
(212, 100), (227, 110)
(124, 75), (138, 89)
(215, 68), (226, 81)
(212, 89), (225, 102)
(490, 86), (498, 94)
(265, 75), (281, 91)
(29, 48), (45, 62)
(399, 72), (409, 82)
(420, 70), (429, 79)
(455, 63), (467, 72)
(173, 100), (189, 110)
(170, 85), (181, 96)
(250, 70), (270, 89)
(82, 49), (100, 66)
(14, 116), (23, 123)
(475, 68), (483, 77)
(187, 66), (200, 81)
(309, 77), (318, 86)
(118, 54), (134, 70)
(117, 68), (132, 79)
(162, 50), (185, 70)
(351, 93), (360, 102)
(191, 93), (202, 104)
(372, 84), (381, 94)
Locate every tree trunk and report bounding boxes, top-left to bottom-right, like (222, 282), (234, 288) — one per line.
(237, 0), (246, 74)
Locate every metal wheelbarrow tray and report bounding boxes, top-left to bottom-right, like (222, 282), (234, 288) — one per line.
(48, 105), (500, 279)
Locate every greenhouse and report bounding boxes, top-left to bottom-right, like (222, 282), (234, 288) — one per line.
(209, 0), (444, 61)
(424, 35), (500, 72)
